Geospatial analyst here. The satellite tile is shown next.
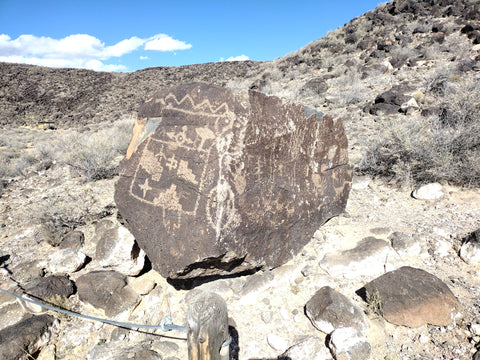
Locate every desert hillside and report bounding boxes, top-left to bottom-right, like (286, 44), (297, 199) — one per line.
(0, 0), (480, 359)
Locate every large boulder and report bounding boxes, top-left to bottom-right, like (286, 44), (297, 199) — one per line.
(115, 83), (352, 279)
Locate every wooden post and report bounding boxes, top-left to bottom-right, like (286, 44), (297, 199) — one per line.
(187, 291), (230, 360)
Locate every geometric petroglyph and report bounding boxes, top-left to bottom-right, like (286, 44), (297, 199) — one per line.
(128, 91), (237, 233)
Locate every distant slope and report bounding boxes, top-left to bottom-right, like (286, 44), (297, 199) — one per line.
(0, 61), (263, 128)
(0, 0), (478, 129)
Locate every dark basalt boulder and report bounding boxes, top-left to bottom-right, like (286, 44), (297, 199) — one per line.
(115, 83), (352, 280)
(0, 314), (54, 360)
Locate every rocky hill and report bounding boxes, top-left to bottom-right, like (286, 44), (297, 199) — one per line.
(0, 0), (480, 359)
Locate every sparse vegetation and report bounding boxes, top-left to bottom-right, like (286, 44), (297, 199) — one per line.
(0, 127), (44, 178)
(366, 289), (384, 318)
(46, 294), (72, 320)
(59, 117), (133, 181)
(0, 117), (133, 182)
(358, 74), (480, 187)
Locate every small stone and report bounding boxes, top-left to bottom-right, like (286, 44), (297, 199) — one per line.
(76, 270), (139, 317)
(10, 259), (45, 283)
(23, 275), (75, 300)
(20, 275), (75, 313)
(301, 265), (314, 277)
(351, 176), (372, 190)
(131, 349), (163, 360)
(262, 311), (272, 324)
(328, 327), (371, 360)
(305, 286), (367, 334)
(280, 307), (290, 321)
(58, 230), (85, 250)
(470, 323), (480, 336)
(434, 239), (453, 257)
(411, 183), (444, 200)
(128, 274), (156, 295)
(267, 333), (288, 352)
(48, 248), (87, 274)
(419, 334), (430, 344)
(95, 226), (145, 276)
(460, 240), (480, 265)
(400, 98), (420, 114)
(281, 336), (332, 360)
(110, 327), (129, 341)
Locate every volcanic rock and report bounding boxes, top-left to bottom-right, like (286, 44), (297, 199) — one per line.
(23, 275), (75, 301)
(95, 225), (146, 276)
(328, 327), (371, 360)
(115, 83), (352, 280)
(76, 270), (139, 317)
(58, 231), (85, 250)
(0, 314), (55, 360)
(360, 266), (460, 328)
(305, 286), (367, 334)
(411, 182), (444, 200)
(280, 336), (332, 360)
(459, 229), (480, 265)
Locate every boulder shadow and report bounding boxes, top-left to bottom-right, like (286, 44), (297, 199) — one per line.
(167, 267), (262, 291)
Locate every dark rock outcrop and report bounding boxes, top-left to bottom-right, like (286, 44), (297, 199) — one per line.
(115, 82), (352, 280)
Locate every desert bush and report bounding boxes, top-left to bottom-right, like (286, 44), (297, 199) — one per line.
(59, 117), (133, 181)
(331, 69), (369, 107)
(358, 74), (480, 186)
(0, 127), (45, 178)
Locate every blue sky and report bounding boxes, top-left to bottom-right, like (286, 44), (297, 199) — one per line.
(0, 0), (385, 72)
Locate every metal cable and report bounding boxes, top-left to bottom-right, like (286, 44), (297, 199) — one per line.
(0, 287), (232, 349)
(0, 287), (186, 332)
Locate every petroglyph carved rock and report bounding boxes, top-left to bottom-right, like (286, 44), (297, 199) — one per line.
(115, 83), (352, 280)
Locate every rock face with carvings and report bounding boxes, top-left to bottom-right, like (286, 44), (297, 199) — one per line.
(115, 83), (352, 280)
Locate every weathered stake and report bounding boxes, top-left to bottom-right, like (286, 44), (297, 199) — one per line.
(187, 291), (230, 360)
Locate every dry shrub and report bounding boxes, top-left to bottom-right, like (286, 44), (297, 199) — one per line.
(358, 74), (480, 186)
(59, 117), (133, 181)
(0, 127), (46, 178)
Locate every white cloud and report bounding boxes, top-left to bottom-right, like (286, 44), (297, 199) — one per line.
(223, 54), (249, 62)
(0, 33), (191, 71)
(140, 56), (149, 60)
(144, 34), (192, 51)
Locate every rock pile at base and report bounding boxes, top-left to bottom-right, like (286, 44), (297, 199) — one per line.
(115, 82), (352, 280)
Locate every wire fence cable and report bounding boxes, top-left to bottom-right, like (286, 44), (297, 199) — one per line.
(0, 287), (186, 332)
